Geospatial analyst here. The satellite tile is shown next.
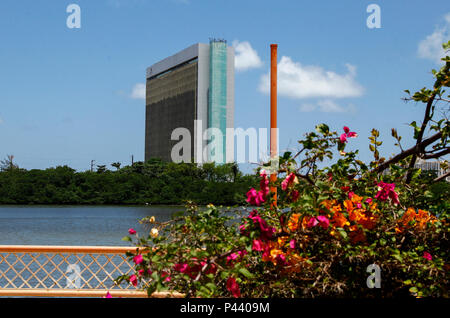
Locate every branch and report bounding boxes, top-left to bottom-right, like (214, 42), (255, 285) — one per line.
(373, 131), (442, 174)
(432, 171), (450, 183)
(405, 93), (437, 183)
(435, 97), (450, 103)
(297, 173), (316, 186)
(422, 148), (450, 159)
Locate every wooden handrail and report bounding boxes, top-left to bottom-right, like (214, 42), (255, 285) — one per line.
(0, 245), (143, 254)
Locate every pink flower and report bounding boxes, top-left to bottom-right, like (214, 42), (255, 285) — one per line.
(307, 216), (329, 229)
(246, 188), (265, 206)
(327, 172), (333, 181)
(204, 263), (217, 275)
(275, 254), (287, 266)
(227, 253), (239, 263)
(307, 217), (319, 228)
(423, 252), (432, 261)
(375, 182), (400, 205)
(133, 254), (143, 265)
(174, 263), (190, 273)
(128, 228), (136, 235)
(103, 291), (112, 298)
(129, 274), (138, 287)
(341, 186), (350, 193)
(227, 250), (247, 265)
(356, 203), (362, 209)
(161, 271), (171, 282)
(248, 210), (276, 240)
(246, 172), (271, 206)
(348, 191), (355, 199)
(260, 170), (270, 198)
(252, 239), (264, 251)
(339, 126), (358, 143)
(226, 277), (241, 298)
(282, 173), (297, 191)
(237, 250), (248, 257)
(289, 239), (296, 249)
(365, 198), (373, 204)
(316, 215), (330, 229)
(239, 222), (248, 235)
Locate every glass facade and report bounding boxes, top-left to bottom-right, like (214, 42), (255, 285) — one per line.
(208, 40), (228, 162)
(145, 61), (198, 162)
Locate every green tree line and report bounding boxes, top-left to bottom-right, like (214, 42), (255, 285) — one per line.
(0, 159), (258, 205)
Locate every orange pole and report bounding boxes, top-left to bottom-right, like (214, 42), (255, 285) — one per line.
(270, 44), (278, 207)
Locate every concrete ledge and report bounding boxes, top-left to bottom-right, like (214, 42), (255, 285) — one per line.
(0, 288), (185, 298)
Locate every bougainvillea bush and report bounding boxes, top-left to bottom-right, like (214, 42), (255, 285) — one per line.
(116, 44), (449, 298)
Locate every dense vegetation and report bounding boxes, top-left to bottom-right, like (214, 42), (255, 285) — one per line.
(118, 43), (449, 298)
(0, 159), (258, 205)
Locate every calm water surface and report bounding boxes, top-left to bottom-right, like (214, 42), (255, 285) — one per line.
(0, 205), (182, 246)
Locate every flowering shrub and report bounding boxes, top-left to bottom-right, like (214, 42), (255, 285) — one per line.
(117, 44), (449, 298)
(116, 123), (448, 297)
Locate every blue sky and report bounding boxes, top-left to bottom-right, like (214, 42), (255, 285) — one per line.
(0, 0), (449, 173)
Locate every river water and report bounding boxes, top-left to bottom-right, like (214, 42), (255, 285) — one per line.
(0, 205), (182, 246)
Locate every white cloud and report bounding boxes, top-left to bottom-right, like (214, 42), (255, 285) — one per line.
(130, 83), (146, 100)
(300, 100), (356, 113)
(259, 56), (364, 99)
(418, 13), (450, 64)
(233, 40), (263, 71)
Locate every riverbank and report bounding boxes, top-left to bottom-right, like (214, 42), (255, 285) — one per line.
(0, 161), (258, 206)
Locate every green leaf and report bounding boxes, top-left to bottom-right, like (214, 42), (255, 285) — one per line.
(220, 271), (229, 280)
(121, 236), (132, 242)
(315, 123), (330, 135)
(409, 287), (418, 294)
(337, 228), (347, 239)
(238, 268), (254, 279)
(424, 190), (433, 198)
(146, 285), (157, 297)
(282, 151), (292, 160)
(205, 283), (217, 292)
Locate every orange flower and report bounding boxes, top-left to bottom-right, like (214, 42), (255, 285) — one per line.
(331, 204), (343, 213)
(301, 217), (311, 230)
(344, 200), (354, 213)
(277, 236), (289, 247)
(320, 199), (336, 211)
(350, 193), (363, 203)
(349, 225), (366, 244)
(401, 208), (417, 226)
(417, 209), (437, 229)
(368, 201), (378, 212)
(330, 211), (350, 228)
(396, 208), (436, 233)
(288, 213), (301, 232)
(357, 212), (378, 230)
(283, 252), (307, 273)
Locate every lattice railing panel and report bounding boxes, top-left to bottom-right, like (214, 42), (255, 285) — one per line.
(0, 246), (141, 291)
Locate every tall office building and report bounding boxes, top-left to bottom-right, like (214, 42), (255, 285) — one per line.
(145, 39), (235, 163)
